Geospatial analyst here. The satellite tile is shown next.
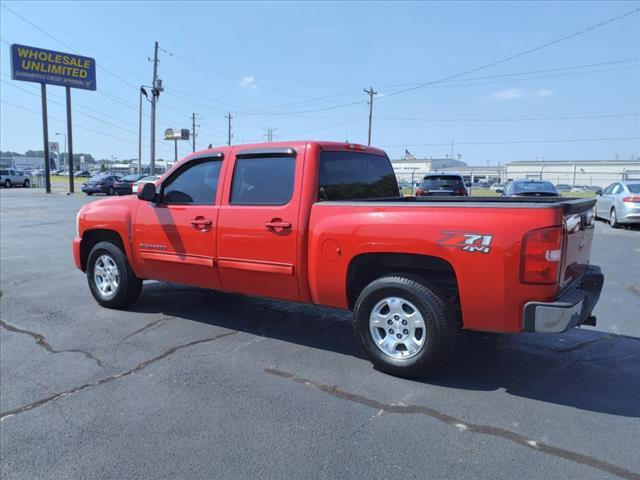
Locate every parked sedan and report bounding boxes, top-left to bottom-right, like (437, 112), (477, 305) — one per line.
(595, 181), (640, 228)
(131, 175), (158, 194)
(555, 184), (572, 192)
(415, 173), (468, 196)
(113, 174), (146, 195)
(502, 180), (560, 197)
(81, 174), (120, 196)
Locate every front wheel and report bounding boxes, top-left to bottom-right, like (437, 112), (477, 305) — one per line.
(23, 179), (30, 188)
(107, 186), (115, 196)
(353, 275), (457, 378)
(87, 241), (142, 308)
(4, 179), (10, 188)
(610, 208), (620, 228)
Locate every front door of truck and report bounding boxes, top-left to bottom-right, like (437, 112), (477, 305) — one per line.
(133, 154), (224, 290)
(216, 147), (302, 301)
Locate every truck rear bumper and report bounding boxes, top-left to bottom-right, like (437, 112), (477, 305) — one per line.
(523, 265), (604, 333)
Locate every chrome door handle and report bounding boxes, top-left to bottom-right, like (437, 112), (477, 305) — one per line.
(265, 220), (292, 232)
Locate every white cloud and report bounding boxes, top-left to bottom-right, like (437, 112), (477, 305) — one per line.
(239, 76), (256, 89)
(491, 88), (555, 100)
(492, 88), (524, 100)
(536, 88), (554, 98)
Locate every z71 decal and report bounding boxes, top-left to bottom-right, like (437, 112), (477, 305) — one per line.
(438, 232), (494, 254)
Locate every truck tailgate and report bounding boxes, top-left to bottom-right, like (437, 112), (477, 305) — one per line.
(560, 199), (596, 290)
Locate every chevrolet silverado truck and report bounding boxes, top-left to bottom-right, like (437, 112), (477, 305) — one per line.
(73, 141), (603, 377)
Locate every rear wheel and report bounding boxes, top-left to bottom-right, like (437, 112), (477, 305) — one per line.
(87, 241), (142, 308)
(107, 186), (115, 196)
(86, 192), (93, 196)
(610, 208), (620, 228)
(353, 275), (457, 378)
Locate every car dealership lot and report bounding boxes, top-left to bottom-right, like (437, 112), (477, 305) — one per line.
(1, 189), (639, 480)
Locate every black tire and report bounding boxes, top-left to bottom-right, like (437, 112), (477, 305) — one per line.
(107, 186), (115, 196)
(4, 179), (10, 188)
(87, 241), (142, 309)
(610, 208), (620, 228)
(86, 192), (93, 196)
(23, 179), (30, 188)
(353, 275), (457, 378)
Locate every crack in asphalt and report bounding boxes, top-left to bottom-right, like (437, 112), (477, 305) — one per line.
(116, 316), (175, 346)
(264, 368), (640, 480)
(623, 283), (640, 298)
(0, 330), (238, 421)
(0, 319), (104, 368)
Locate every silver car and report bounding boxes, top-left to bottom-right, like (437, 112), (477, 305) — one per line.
(595, 181), (640, 228)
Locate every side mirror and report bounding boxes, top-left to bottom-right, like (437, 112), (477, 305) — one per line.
(495, 189), (503, 194)
(595, 190), (602, 196)
(137, 182), (157, 202)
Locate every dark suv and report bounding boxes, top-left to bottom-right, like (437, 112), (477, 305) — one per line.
(81, 174), (120, 196)
(416, 173), (468, 196)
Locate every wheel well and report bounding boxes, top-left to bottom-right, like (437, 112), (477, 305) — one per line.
(80, 229), (125, 271)
(346, 253), (460, 311)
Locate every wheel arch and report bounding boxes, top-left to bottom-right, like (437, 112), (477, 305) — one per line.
(80, 229), (126, 271)
(345, 253), (461, 318)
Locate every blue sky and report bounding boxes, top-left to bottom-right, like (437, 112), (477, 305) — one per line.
(1, 0), (639, 164)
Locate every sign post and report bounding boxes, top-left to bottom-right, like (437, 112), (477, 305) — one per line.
(164, 128), (190, 166)
(10, 44), (96, 193)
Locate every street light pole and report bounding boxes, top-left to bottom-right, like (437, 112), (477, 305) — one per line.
(139, 87), (149, 174)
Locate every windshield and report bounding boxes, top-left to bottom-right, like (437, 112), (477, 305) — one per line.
(513, 181), (558, 193)
(627, 183), (640, 194)
(420, 176), (465, 190)
(89, 174), (107, 181)
(318, 151), (399, 200)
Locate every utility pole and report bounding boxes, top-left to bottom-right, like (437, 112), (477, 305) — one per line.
(150, 41), (160, 175)
(263, 127), (278, 142)
(191, 113), (198, 152)
(225, 113), (233, 146)
(363, 87), (377, 146)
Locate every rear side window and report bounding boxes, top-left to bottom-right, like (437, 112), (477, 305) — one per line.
(628, 184), (640, 194)
(420, 176), (465, 190)
(0, 170), (8, 176)
(231, 156), (295, 205)
(318, 151), (399, 201)
(162, 158), (222, 204)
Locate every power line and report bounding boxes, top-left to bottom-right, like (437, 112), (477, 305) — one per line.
(375, 113), (639, 123)
(381, 137), (640, 148)
(377, 58), (639, 89)
(383, 7), (640, 99)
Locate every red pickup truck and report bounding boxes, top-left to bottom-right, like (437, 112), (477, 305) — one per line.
(73, 141), (603, 377)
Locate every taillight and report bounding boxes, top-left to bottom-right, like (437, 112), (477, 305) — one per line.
(457, 189), (468, 196)
(520, 226), (563, 285)
(415, 189), (424, 196)
(623, 196), (640, 203)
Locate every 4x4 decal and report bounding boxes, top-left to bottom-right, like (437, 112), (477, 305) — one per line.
(438, 232), (493, 254)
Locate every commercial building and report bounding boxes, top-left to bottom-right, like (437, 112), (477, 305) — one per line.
(0, 155), (58, 172)
(503, 159), (640, 188)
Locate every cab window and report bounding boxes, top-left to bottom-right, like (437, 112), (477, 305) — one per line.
(161, 158), (222, 205)
(230, 156), (295, 205)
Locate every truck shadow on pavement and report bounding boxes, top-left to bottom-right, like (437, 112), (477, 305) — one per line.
(132, 282), (640, 418)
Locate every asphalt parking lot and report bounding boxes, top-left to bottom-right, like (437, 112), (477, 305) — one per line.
(1, 189), (639, 480)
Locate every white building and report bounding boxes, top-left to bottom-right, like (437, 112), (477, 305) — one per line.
(391, 158), (467, 185)
(503, 159), (640, 188)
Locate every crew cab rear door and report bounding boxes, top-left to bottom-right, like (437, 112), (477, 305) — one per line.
(216, 147), (302, 301)
(133, 154), (225, 290)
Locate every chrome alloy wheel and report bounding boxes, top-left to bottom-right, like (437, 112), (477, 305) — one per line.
(369, 296), (426, 359)
(94, 254), (120, 298)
